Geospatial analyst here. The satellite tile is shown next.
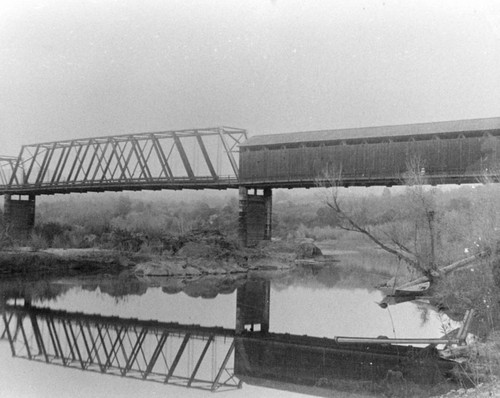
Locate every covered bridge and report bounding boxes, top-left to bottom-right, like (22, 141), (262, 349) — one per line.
(239, 117), (500, 188)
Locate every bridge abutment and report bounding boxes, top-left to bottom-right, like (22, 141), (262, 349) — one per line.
(238, 187), (272, 247)
(3, 194), (36, 239)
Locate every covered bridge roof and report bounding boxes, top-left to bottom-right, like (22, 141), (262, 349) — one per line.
(241, 117), (500, 148)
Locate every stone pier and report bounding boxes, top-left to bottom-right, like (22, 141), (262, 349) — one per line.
(3, 194), (36, 239)
(238, 187), (272, 247)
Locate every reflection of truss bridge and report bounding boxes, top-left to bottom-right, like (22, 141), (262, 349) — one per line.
(1, 305), (241, 392)
(0, 127), (247, 195)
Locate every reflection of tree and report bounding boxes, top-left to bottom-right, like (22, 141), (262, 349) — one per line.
(270, 264), (385, 292)
(140, 274), (247, 299)
(0, 279), (71, 303)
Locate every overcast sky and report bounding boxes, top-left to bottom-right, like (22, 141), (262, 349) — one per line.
(1, 0), (500, 156)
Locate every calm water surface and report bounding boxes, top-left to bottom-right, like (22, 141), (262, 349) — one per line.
(0, 259), (459, 398)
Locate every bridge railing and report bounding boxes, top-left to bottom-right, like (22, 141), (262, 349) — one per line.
(0, 127), (247, 194)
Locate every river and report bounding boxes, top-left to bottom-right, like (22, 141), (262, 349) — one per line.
(0, 253), (460, 398)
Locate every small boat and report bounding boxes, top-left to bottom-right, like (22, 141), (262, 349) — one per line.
(377, 280), (431, 297)
(377, 281), (431, 307)
(393, 281), (431, 296)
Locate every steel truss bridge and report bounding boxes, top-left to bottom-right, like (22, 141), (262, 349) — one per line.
(0, 127), (247, 195)
(1, 304), (240, 392)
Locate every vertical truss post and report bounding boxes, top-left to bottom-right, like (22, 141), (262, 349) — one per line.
(23, 145), (41, 184)
(130, 138), (153, 181)
(187, 335), (214, 387)
(90, 324), (108, 372)
(211, 340), (235, 391)
(165, 333), (191, 383)
(119, 143), (137, 181)
(143, 331), (169, 379)
(104, 141), (126, 182)
(122, 327), (148, 375)
(218, 128), (239, 178)
(55, 142), (74, 184)
(35, 143), (57, 185)
(100, 140), (120, 182)
(84, 322), (105, 372)
(90, 140), (111, 182)
(2, 312), (16, 356)
(48, 317), (66, 365)
(82, 141), (100, 182)
(151, 136), (174, 180)
(8, 146), (24, 186)
(104, 326), (125, 369)
(49, 146), (67, 184)
(95, 325), (111, 370)
(61, 320), (77, 363)
(171, 133), (195, 180)
(1, 312), (13, 339)
(46, 316), (61, 359)
(67, 144), (86, 183)
(67, 321), (85, 369)
(29, 314), (48, 362)
(19, 316), (32, 359)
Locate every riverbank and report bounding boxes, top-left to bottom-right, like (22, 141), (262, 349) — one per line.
(0, 239), (326, 277)
(0, 248), (127, 276)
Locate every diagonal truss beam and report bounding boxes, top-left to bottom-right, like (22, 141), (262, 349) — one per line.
(188, 335), (214, 387)
(165, 333), (191, 383)
(3, 305), (239, 392)
(0, 127), (247, 194)
(211, 340), (236, 391)
(143, 331), (169, 379)
(195, 132), (218, 180)
(171, 133), (195, 180)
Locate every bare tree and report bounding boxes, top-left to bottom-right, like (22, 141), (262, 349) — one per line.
(316, 157), (440, 278)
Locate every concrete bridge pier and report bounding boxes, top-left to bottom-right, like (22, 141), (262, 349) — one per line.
(3, 194), (36, 239)
(238, 187), (272, 247)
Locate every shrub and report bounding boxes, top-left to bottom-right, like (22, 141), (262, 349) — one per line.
(29, 233), (49, 251)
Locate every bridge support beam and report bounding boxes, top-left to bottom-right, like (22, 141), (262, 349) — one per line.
(3, 194), (36, 239)
(238, 187), (272, 247)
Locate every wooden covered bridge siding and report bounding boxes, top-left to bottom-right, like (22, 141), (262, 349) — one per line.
(239, 117), (500, 188)
(236, 117), (500, 245)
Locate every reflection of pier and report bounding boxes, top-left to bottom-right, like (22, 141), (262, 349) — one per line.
(1, 279), (458, 396)
(234, 280), (457, 396)
(1, 304), (240, 392)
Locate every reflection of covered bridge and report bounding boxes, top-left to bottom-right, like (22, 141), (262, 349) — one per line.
(1, 291), (456, 395)
(1, 117), (500, 245)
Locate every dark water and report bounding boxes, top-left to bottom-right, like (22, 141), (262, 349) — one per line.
(0, 263), (461, 398)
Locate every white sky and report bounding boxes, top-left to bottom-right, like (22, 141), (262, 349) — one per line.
(1, 0), (500, 156)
